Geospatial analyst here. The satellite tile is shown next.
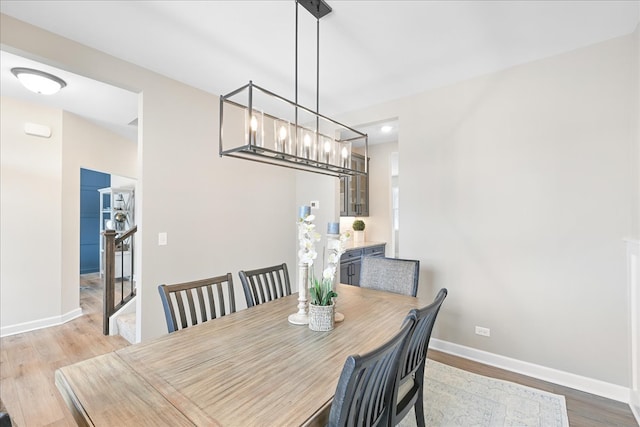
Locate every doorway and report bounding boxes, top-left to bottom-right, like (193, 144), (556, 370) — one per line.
(391, 152), (399, 258)
(80, 168), (111, 274)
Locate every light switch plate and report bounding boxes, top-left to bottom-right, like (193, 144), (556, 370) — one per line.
(158, 232), (167, 246)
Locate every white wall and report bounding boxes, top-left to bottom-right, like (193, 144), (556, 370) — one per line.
(335, 31), (639, 393)
(61, 111), (137, 316)
(1, 14), (333, 341)
(0, 97), (138, 335)
(2, 12), (638, 400)
(296, 171), (340, 279)
(365, 141), (398, 253)
(1, 98), (63, 330)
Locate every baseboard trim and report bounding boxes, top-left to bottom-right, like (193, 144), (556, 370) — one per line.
(631, 391), (640, 425)
(0, 308), (83, 337)
(430, 338), (630, 403)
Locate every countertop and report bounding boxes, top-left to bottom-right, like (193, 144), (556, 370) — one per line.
(343, 241), (386, 251)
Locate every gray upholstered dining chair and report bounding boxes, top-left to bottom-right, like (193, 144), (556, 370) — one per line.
(328, 317), (416, 427)
(238, 262), (291, 308)
(391, 288), (448, 427)
(359, 257), (420, 297)
(158, 273), (236, 333)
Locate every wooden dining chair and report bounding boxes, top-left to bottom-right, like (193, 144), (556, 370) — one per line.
(238, 263), (291, 308)
(390, 288), (448, 427)
(157, 273), (236, 333)
(328, 318), (416, 427)
(0, 397), (13, 427)
(359, 257), (420, 297)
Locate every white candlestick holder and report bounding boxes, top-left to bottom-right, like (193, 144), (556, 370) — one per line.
(288, 262), (309, 325)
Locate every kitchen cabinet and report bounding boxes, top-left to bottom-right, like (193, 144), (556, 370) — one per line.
(340, 153), (368, 216)
(340, 243), (385, 286)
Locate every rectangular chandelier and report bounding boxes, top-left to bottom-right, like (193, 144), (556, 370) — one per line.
(219, 0), (368, 178)
(219, 81), (368, 177)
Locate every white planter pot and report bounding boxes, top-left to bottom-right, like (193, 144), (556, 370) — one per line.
(308, 303), (335, 331)
(353, 230), (365, 244)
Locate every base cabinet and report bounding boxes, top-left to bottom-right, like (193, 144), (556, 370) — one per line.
(340, 243), (385, 286)
(340, 258), (361, 286)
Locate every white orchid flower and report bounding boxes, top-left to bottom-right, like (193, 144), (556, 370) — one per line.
(328, 253), (340, 264)
(327, 240), (341, 250)
(323, 266), (336, 280)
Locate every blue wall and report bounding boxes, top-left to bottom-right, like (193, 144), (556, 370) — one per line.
(80, 168), (110, 274)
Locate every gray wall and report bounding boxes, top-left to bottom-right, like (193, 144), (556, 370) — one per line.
(337, 31), (639, 389)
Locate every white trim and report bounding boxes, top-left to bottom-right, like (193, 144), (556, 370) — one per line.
(108, 295), (136, 336)
(626, 238), (640, 425)
(0, 307), (83, 337)
(430, 338), (630, 403)
(631, 393), (640, 426)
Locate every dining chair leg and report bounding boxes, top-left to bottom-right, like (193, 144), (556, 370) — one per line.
(414, 364), (427, 427)
(415, 388), (426, 427)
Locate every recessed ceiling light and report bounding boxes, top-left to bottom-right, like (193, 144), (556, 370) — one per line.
(11, 67), (67, 95)
(381, 125), (393, 133)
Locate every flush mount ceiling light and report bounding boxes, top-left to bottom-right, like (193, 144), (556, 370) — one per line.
(11, 67), (67, 95)
(380, 125), (393, 133)
(219, 0), (368, 178)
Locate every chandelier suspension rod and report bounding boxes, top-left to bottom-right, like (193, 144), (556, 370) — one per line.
(316, 11), (320, 135)
(295, 1), (299, 143)
(219, 0), (368, 178)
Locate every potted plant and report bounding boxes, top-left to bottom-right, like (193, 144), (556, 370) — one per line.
(308, 273), (337, 331)
(352, 219), (365, 244)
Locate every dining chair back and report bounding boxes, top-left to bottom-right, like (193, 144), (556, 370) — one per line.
(391, 288), (448, 427)
(0, 397), (13, 427)
(158, 273), (236, 333)
(328, 318), (416, 427)
(238, 263), (291, 308)
(359, 257), (420, 297)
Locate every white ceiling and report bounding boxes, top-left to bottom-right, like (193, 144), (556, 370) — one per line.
(1, 1), (638, 143)
(0, 50), (139, 140)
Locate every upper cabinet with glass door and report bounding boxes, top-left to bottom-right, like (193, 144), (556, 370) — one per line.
(340, 153), (368, 216)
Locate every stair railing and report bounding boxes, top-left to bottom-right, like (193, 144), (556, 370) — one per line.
(103, 225), (137, 335)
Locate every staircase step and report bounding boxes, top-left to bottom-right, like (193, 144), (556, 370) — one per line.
(116, 312), (136, 344)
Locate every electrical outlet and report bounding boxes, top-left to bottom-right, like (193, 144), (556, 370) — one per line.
(310, 200), (320, 209)
(475, 326), (490, 337)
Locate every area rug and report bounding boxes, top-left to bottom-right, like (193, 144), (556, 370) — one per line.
(397, 360), (570, 427)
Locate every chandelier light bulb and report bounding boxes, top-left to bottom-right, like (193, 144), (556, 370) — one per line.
(279, 125), (287, 141)
(250, 115), (258, 131)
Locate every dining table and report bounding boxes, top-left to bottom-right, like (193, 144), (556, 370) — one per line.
(55, 284), (426, 426)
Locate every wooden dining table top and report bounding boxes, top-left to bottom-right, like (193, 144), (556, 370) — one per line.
(55, 284), (426, 427)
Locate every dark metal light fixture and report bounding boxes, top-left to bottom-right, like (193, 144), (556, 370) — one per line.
(219, 0), (368, 178)
(11, 67), (67, 95)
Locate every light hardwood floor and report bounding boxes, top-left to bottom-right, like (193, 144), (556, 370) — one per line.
(0, 275), (130, 426)
(0, 276), (637, 426)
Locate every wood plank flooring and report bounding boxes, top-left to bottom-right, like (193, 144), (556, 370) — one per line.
(0, 276), (637, 426)
(0, 274), (130, 426)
